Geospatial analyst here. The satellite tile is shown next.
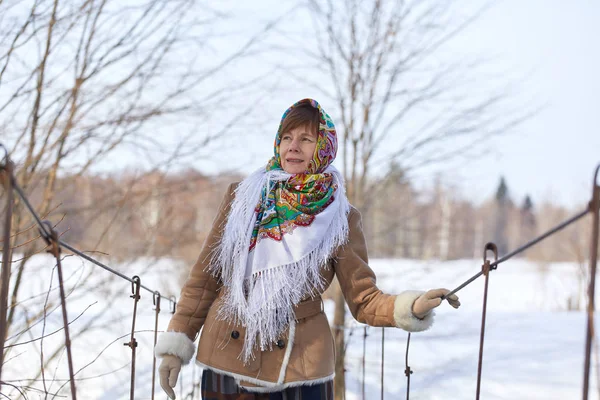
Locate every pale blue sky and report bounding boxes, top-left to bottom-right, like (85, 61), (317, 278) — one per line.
(443, 0), (600, 207)
(95, 1), (600, 209)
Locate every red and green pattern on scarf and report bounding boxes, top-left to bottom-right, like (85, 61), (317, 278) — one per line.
(250, 99), (339, 251)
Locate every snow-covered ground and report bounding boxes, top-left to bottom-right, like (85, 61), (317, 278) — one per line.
(2, 255), (598, 399)
(342, 258), (595, 400)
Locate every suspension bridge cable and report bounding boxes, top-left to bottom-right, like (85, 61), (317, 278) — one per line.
(443, 207), (590, 300)
(0, 144), (176, 309)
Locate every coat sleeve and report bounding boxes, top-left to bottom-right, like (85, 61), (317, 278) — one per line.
(333, 207), (435, 332)
(154, 182), (236, 363)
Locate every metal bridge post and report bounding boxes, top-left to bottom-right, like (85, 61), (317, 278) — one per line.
(0, 148), (14, 391)
(583, 164), (600, 400)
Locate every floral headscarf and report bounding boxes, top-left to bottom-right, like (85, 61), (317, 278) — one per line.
(251, 99), (340, 250)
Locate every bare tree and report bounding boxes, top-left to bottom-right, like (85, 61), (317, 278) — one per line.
(271, 0), (537, 396)
(0, 0), (277, 397)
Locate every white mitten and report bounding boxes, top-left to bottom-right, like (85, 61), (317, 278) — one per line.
(412, 288), (460, 319)
(159, 354), (182, 399)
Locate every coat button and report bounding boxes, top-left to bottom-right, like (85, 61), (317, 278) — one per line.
(231, 330), (240, 339)
(276, 339), (285, 349)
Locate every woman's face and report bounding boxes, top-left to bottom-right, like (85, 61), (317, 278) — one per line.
(279, 125), (318, 174)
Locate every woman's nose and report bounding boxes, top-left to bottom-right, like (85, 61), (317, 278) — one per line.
(288, 139), (300, 151)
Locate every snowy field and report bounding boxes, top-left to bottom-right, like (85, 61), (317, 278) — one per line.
(2, 254), (598, 399)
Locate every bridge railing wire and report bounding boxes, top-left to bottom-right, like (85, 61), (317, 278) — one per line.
(0, 144), (177, 400)
(336, 163), (599, 400)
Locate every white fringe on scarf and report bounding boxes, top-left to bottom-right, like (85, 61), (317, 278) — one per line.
(208, 165), (350, 364)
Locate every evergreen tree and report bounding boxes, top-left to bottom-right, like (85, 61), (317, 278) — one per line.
(494, 176), (510, 255)
(496, 177), (509, 202)
(519, 194), (537, 254)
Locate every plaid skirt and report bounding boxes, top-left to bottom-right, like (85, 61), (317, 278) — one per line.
(201, 369), (334, 400)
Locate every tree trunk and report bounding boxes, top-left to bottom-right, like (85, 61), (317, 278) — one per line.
(332, 279), (346, 400)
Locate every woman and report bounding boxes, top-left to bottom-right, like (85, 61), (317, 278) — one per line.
(154, 99), (460, 399)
